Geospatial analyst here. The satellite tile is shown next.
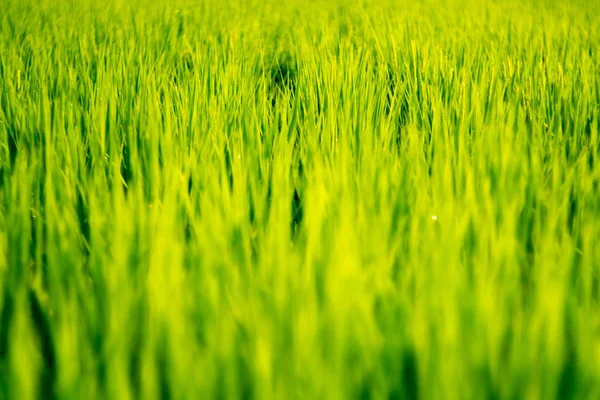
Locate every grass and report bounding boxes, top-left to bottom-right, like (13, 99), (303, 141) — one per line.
(0, 0), (599, 398)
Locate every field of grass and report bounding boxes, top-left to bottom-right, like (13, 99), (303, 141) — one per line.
(1, 0), (599, 398)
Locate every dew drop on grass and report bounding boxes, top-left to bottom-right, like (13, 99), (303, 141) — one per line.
(431, 215), (438, 221)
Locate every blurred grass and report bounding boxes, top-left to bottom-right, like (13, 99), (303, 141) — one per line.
(1, 0), (600, 398)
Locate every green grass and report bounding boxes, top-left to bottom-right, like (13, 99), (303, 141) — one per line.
(1, 0), (599, 398)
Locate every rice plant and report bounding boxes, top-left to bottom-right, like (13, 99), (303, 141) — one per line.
(0, 0), (599, 398)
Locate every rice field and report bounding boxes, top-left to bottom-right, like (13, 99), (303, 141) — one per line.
(1, 0), (599, 398)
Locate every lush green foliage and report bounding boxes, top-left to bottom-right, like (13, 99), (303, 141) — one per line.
(1, 0), (599, 398)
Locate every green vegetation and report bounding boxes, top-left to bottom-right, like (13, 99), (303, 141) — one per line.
(1, 0), (599, 398)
